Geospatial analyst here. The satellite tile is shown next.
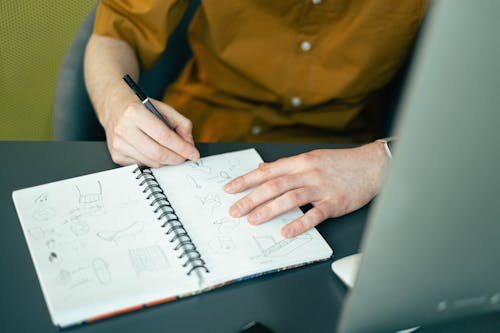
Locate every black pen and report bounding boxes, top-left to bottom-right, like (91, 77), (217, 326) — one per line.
(123, 74), (175, 131)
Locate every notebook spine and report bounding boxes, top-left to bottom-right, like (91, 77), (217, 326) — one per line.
(133, 167), (209, 276)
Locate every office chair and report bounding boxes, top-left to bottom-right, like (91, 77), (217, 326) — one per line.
(53, 1), (200, 141)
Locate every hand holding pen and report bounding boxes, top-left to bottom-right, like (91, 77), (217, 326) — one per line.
(104, 74), (200, 167)
(123, 74), (175, 131)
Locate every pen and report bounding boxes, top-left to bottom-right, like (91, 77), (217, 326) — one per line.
(122, 74), (175, 131)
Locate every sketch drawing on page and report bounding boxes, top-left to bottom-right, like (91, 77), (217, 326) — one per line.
(208, 236), (236, 255)
(44, 236), (86, 256)
(75, 180), (106, 216)
(34, 192), (49, 204)
(55, 266), (93, 289)
(188, 159), (212, 174)
(66, 214), (90, 237)
(32, 206), (56, 222)
(55, 258), (111, 289)
(208, 171), (232, 184)
(77, 180), (103, 204)
(32, 193), (56, 222)
(212, 217), (240, 234)
(128, 245), (170, 275)
(48, 251), (60, 265)
(186, 175), (202, 189)
(55, 268), (88, 288)
(92, 257), (112, 285)
(195, 193), (222, 215)
(28, 226), (61, 241)
(251, 233), (313, 259)
(228, 158), (240, 171)
(96, 221), (145, 245)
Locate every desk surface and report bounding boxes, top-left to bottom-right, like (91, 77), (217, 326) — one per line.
(1, 142), (498, 333)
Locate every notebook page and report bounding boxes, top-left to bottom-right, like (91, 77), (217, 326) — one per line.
(12, 165), (198, 327)
(151, 149), (333, 287)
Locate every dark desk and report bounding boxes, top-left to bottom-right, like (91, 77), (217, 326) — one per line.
(0, 142), (362, 333)
(1, 142), (498, 333)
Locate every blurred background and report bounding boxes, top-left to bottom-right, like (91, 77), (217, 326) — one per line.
(0, 0), (95, 140)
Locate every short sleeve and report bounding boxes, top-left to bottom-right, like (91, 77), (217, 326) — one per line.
(93, 0), (189, 69)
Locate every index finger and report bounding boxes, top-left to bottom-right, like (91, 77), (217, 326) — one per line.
(151, 99), (197, 147)
(135, 108), (199, 162)
(224, 157), (295, 194)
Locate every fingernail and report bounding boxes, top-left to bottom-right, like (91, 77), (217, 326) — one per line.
(248, 212), (261, 224)
(224, 181), (235, 193)
(282, 227), (295, 238)
(229, 205), (240, 217)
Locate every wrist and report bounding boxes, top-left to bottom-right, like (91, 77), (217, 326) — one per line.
(100, 81), (135, 129)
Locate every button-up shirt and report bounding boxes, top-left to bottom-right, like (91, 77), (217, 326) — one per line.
(94, 0), (428, 142)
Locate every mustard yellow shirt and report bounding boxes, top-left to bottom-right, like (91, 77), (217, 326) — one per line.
(94, 0), (428, 143)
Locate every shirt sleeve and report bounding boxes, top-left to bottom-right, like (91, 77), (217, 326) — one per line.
(93, 0), (189, 69)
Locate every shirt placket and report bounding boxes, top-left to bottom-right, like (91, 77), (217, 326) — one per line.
(284, 0), (323, 112)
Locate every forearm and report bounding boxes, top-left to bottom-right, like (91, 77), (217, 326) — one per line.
(83, 34), (139, 128)
(83, 34), (199, 167)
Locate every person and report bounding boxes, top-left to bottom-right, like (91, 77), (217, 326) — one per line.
(84, 0), (428, 238)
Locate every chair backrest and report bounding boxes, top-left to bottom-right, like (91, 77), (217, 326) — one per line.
(53, 0), (201, 141)
(0, 0), (95, 140)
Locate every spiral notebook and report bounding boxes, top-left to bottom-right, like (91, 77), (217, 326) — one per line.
(12, 148), (333, 328)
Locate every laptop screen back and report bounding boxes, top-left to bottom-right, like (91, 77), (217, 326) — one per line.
(337, 0), (500, 332)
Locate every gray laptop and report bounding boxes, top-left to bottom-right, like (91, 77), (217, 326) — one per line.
(334, 0), (500, 332)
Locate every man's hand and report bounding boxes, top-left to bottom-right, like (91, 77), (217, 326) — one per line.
(102, 93), (199, 167)
(224, 142), (389, 238)
(84, 34), (199, 167)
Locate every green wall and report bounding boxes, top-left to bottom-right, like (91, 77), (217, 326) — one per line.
(0, 0), (96, 140)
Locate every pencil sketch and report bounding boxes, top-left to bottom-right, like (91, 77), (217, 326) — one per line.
(96, 221), (144, 244)
(32, 207), (56, 222)
(75, 180), (106, 216)
(55, 269), (72, 286)
(195, 193), (222, 214)
(251, 233), (313, 259)
(46, 238), (56, 249)
(44, 236), (86, 255)
(66, 214), (90, 237)
(212, 217), (240, 234)
(208, 236), (236, 255)
(49, 252), (59, 264)
(128, 245), (170, 275)
(188, 159), (212, 174)
(228, 158), (240, 171)
(34, 192), (49, 204)
(71, 278), (91, 289)
(92, 257), (112, 285)
(186, 175), (202, 189)
(32, 191), (56, 221)
(77, 180), (103, 204)
(55, 266), (93, 289)
(208, 170), (232, 184)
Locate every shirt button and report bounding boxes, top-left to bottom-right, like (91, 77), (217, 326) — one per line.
(312, 0), (321, 4)
(300, 40), (312, 52)
(290, 96), (302, 108)
(251, 125), (262, 135)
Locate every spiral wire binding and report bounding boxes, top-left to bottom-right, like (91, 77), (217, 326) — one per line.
(133, 167), (209, 277)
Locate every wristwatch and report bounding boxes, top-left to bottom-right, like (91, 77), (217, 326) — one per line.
(375, 136), (398, 159)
